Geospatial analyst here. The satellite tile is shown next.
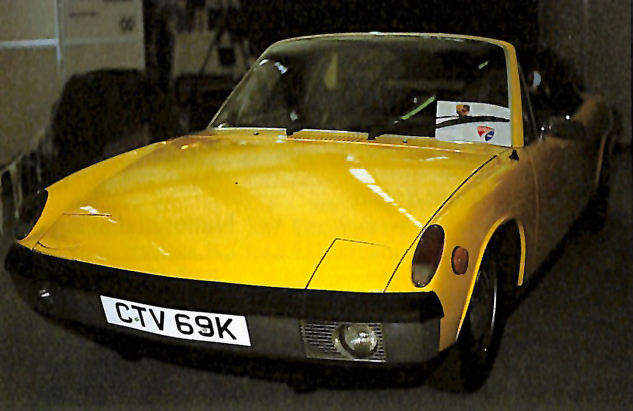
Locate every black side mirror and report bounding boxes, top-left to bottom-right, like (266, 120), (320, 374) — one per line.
(546, 116), (586, 140)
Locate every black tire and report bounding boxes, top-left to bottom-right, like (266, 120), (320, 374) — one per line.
(583, 148), (610, 232)
(427, 252), (506, 393)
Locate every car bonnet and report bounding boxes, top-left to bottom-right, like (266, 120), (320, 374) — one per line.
(35, 131), (505, 292)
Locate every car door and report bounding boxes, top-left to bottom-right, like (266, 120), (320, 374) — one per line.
(520, 70), (581, 268)
(548, 117), (597, 215)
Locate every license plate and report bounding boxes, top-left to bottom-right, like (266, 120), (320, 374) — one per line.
(100, 296), (251, 346)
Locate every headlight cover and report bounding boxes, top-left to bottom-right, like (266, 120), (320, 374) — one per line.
(334, 323), (378, 359)
(15, 189), (48, 240)
(411, 224), (445, 287)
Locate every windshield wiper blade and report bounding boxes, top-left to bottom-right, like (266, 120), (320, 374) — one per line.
(286, 124), (307, 136)
(436, 116), (510, 129)
(367, 128), (381, 140)
(401, 96), (436, 121)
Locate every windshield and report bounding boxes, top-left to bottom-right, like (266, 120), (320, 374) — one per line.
(211, 35), (512, 146)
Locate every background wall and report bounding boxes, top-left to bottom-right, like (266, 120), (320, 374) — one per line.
(0, 0), (60, 166)
(539, 0), (631, 144)
(0, 0), (145, 167)
(243, 1), (539, 53)
(1, 0), (630, 166)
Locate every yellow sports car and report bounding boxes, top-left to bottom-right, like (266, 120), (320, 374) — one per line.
(5, 34), (612, 392)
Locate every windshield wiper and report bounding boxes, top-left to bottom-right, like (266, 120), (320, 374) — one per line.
(436, 116), (510, 129)
(401, 96), (436, 121)
(286, 123), (306, 136)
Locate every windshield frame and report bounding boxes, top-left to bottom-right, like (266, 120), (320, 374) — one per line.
(209, 33), (519, 147)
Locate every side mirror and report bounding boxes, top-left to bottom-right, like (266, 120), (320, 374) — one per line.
(546, 116), (586, 140)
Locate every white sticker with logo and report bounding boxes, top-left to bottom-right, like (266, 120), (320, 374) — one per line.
(435, 101), (512, 147)
(100, 296), (251, 346)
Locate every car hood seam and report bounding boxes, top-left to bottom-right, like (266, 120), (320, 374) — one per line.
(382, 150), (509, 292)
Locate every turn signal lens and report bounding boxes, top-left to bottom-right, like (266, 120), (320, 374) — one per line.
(15, 189), (48, 240)
(411, 224), (445, 287)
(452, 246), (469, 275)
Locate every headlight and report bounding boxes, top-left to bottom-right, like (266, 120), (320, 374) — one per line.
(411, 224), (445, 287)
(15, 189), (48, 240)
(334, 323), (378, 359)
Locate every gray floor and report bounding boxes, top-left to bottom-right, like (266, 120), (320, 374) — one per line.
(1, 152), (631, 410)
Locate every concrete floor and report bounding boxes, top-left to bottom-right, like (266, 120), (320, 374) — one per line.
(1, 152), (631, 410)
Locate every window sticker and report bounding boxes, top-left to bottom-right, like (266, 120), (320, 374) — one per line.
(477, 126), (495, 141)
(435, 101), (512, 146)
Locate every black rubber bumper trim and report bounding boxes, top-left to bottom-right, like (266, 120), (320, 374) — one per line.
(5, 244), (443, 323)
(9, 273), (441, 364)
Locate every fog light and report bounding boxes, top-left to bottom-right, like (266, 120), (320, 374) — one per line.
(334, 323), (378, 359)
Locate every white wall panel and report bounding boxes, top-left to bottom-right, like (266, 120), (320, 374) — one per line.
(0, 48), (60, 165)
(0, 0), (57, 42)
(63, 42), (145, 75)
(0, 0), (145, 166)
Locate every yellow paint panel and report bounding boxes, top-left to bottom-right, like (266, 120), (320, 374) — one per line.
(385, 151), (538, 350)
(18, 142), (165, 250)
(308, 240), (401, 292)
(25, 133), (501, 291)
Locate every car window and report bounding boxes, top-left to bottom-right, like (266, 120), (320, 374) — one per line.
(212, 35), (515, 147)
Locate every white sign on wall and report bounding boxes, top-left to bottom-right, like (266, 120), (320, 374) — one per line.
(60, 0), (145, 78)
(62, 0), (143, 44)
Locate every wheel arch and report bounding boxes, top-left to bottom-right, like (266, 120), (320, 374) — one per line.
(455, 218), (524, 339)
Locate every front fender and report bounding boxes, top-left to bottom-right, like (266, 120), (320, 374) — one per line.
(17, 142), (166, 249)
(386, 151), (535, 351)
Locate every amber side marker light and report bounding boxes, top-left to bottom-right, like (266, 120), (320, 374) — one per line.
(452, 246), (469, 275)
(411, 225), (445, 287)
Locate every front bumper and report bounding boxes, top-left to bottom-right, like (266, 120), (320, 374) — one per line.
(5, 244), (443, 364)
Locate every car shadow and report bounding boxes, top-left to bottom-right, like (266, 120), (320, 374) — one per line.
(505, 206), (601, 318)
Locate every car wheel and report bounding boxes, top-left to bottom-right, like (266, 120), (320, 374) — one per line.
(584, 149), (610, 231)
(427, 254), (505, 393)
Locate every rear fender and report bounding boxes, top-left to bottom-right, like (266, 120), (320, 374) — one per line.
(572, 95), (613, 188)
